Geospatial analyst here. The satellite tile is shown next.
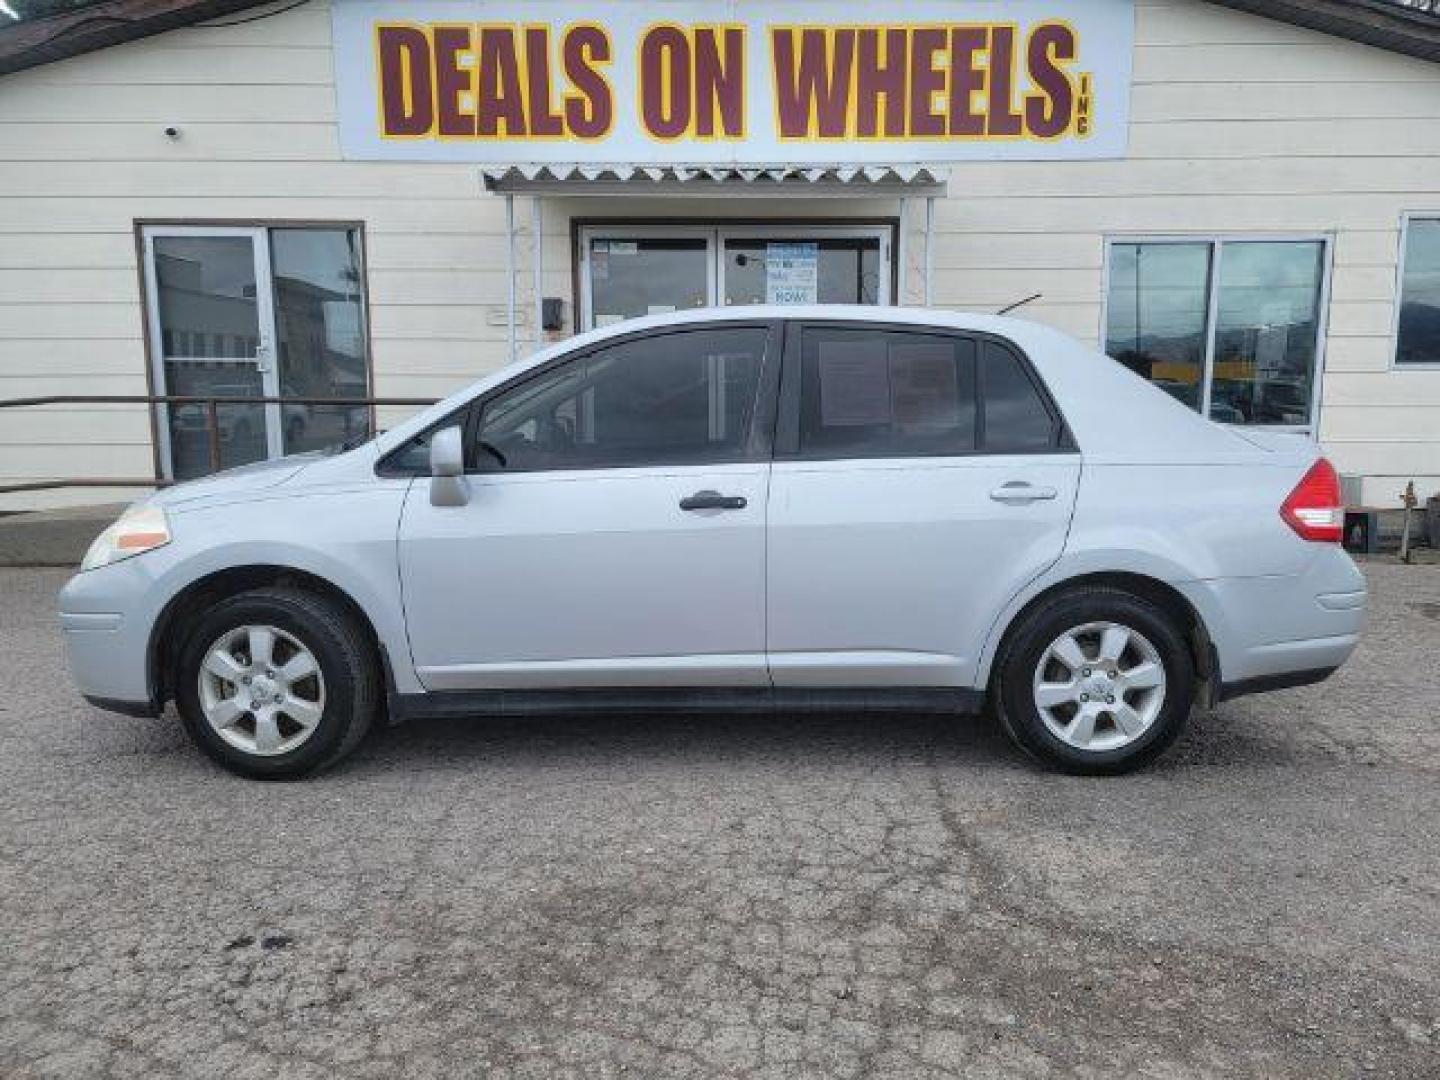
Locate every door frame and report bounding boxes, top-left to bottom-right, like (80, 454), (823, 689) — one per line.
(140, 224), (282, 480)
(576, 222), (895, 330)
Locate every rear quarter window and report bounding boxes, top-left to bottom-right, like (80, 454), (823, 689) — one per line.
(981, 342), (1064, 453)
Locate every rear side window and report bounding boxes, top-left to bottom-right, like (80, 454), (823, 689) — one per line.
(798, 328), (978, 457)
(981, 342), (1060, 452)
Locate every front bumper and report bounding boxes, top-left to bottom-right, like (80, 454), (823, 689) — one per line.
(59, 563), (160, 715)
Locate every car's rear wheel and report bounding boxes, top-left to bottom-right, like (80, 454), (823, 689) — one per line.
(993, 587), (1194, 774)
(174, 587), (378, 779)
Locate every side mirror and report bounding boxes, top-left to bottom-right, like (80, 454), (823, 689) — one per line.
(428, 426), (469, 507)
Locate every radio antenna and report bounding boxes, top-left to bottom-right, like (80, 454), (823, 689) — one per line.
(997, 293), (1042, 316)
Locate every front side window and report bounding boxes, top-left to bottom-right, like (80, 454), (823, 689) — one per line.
(474, 327), (769, 472)
(1104, 238), (1329, 427)
(1397, 217), (1440, 366)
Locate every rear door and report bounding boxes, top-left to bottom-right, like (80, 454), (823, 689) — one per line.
(766, 322), (1081, 688)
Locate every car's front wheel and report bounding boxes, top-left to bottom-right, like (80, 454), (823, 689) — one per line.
(174, 587), (379, 779)
(993, 586), (1194, 775)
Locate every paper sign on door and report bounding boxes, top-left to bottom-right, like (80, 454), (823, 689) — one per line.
(766, 243), (819, 305)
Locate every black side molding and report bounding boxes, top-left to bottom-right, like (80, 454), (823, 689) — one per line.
(1218, 667), (1338, 703)
(83, 694), (162, 718)
(392, 686), (986, 722)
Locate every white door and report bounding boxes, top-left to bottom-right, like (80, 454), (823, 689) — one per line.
(397, 322), (781, 689)
(766, 323), (1081, 688)
(142, 226), (281, 479)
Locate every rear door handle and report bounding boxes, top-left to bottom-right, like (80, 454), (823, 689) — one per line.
(680, 490), (748, 511)
(990, 482), (1058, 504)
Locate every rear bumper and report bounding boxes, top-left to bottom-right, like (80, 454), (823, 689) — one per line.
(1219, 665), (1339, 703)
(82, 693), (161, 718)
(1178, 546), (1366, 691)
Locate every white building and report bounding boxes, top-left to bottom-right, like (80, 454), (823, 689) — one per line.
(2, 0), (1439, 510)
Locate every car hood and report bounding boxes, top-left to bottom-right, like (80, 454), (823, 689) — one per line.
(148, 455), (316, 510)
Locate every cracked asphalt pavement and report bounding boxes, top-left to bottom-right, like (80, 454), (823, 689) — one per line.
(2, 562), (1438, 1079)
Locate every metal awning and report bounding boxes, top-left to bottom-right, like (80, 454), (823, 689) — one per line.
(480, 163), (949, 198)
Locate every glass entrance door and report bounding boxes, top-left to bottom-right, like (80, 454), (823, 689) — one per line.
(717, 230), (888, 307)
(584, 230), (713, 327)
(579, 225), (891, 330)
(143, 226), (279, 481)
(143, 225), (373, 480)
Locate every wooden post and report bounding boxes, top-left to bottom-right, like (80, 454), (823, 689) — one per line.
(206, 399), (222, 473)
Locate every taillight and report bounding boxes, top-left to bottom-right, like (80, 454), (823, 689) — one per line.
(1280, 458), (1344, 543)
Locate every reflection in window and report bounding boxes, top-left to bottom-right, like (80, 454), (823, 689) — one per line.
(982, 343), (1058, 452)
(270, 228), (372, 454)
(153, 236), (260, 360)
(1397, 218), (1440, 366)
(477, 328), (768, 471)
(1104, 238), (1329, 428)
(588, 238), (709, 326)
(1211, 242), (1324, 426)
(1105, 243), (1210, 413)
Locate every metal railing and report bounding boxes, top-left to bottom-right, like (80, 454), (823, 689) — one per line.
(0, 394), (438, 496)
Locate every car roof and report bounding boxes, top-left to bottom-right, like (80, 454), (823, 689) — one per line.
(374, 306), (1272, 466)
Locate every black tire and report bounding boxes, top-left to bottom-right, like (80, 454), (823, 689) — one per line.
(174, 586), (379, 780)
(992, 587), (1194, 775)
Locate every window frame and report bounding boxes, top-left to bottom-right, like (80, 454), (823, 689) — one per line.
(1099, 233), (1335, 435)
(376, 319), (786, 478)
(773, 320), (1076, 462)
(1391, 212), (1440, 372)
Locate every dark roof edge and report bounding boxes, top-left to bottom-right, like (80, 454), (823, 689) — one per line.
(1205, 0), (1440, 64)
(0, 0), (279, 77)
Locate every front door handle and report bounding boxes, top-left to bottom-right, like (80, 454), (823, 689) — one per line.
(990, 482), (1058, 504)
(680, 490), (748, 511)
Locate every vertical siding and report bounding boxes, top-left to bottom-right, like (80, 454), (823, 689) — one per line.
(1, 0), (1439, 509)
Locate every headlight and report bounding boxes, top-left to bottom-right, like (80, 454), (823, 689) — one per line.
(80, 504), (172, 572)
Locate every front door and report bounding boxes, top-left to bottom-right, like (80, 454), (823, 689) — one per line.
(580, 225), (891, 329)
(397, 322), (781, 690)
(766, 323), (1081, 688)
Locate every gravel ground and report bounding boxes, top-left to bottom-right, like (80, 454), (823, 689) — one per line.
(1, 561), (1438, 1079)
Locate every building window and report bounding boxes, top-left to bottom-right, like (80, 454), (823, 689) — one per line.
(1105, 238), (1329, 428)
(1397, 216), (1440, 367)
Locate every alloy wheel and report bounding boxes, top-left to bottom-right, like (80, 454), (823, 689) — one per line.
(1031, 621), (1167, 752)
(198, 624), (326, 757)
